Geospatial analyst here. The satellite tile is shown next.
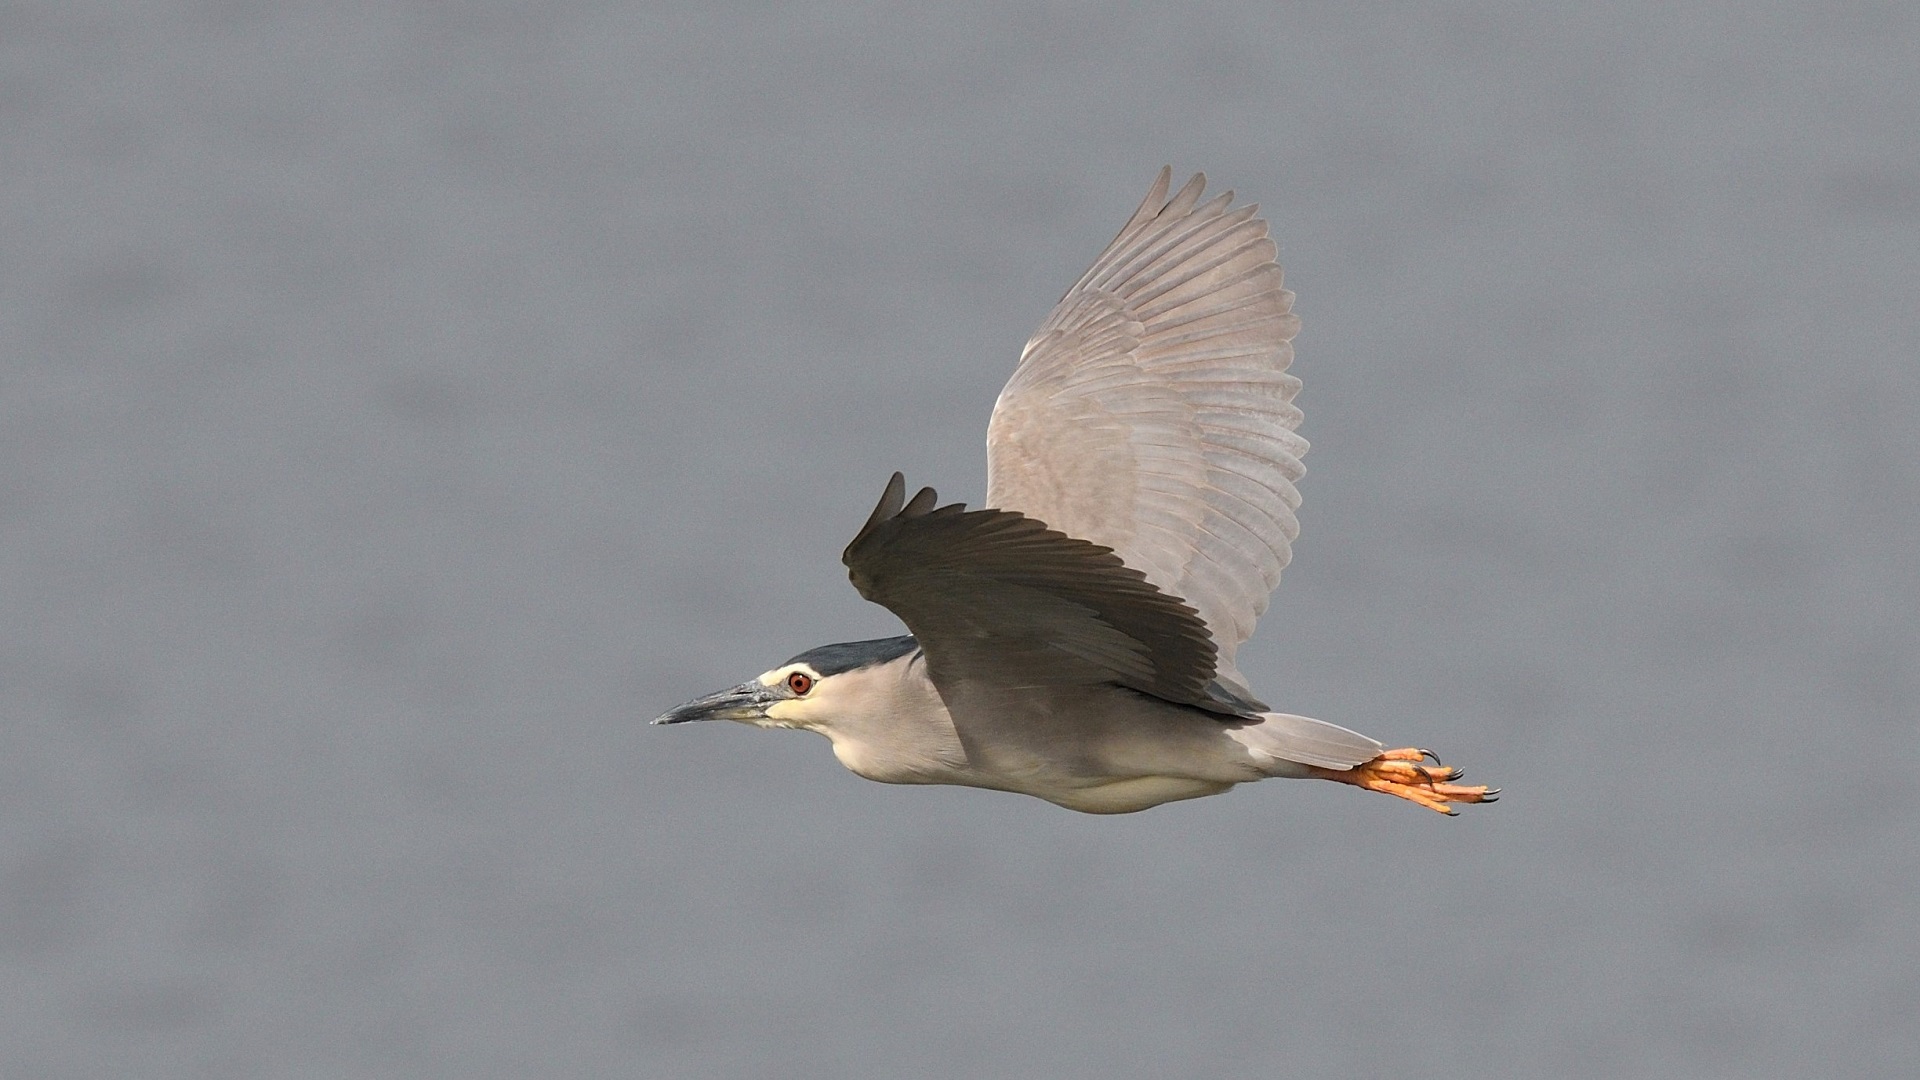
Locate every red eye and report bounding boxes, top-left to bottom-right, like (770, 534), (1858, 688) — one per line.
(786, 672), (814, 696)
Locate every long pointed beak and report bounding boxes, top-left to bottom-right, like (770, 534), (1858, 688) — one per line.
(652, 681), (778, 725)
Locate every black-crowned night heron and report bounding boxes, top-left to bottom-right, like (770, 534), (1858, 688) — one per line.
(657, 169), (1497, 815)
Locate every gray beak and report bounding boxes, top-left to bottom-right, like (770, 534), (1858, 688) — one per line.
(652, 681), (778, 725)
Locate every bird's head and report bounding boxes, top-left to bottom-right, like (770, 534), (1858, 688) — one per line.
(652, 635), (920, 731)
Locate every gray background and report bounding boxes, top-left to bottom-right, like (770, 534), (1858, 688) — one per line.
(4, 2), (1916, 1077)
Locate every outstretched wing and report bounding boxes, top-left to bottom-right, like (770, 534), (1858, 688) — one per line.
(986, 169), (1304, 693)
(843, 473), (1257, 714)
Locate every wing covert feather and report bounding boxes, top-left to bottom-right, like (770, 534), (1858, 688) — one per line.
(844, 474), (1257, 713)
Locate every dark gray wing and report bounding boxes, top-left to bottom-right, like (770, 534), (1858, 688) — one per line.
(986, 169), (1304, 698)
(844, 473), (1257, 713)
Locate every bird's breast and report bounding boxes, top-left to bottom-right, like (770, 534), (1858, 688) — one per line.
(827, 734), (965, 786)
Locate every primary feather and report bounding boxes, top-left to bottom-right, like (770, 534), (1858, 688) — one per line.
(985, 169), (1304, 699)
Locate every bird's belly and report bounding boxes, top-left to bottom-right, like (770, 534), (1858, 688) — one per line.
(832, 734), (1230, 812)
(917, 686), (1264, 811)
(1034, 775), (1235, 814)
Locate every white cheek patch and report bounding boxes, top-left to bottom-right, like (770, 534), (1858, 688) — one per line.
(764, 697), (820, 730)
(754, 664), (824, 729)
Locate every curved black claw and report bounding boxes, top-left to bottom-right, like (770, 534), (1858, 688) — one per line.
(1419, 748), (1444, 766)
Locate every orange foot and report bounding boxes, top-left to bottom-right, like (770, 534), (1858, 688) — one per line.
(1307, 747), (1499, 815)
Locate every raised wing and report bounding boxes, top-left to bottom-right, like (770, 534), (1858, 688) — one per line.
(985, 169), (1305, 691)
(843, 473), (1255, 714)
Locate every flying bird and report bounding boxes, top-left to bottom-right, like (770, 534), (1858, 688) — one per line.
(657, 169), (1498, 815)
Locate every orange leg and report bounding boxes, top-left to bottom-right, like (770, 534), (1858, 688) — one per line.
(1306, 747), (1499, 815)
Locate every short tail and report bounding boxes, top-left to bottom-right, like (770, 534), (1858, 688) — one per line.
(1228, 712), (1383, 773)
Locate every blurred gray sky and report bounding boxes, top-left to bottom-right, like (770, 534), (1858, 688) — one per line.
(3, 2), (1916, 1077)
